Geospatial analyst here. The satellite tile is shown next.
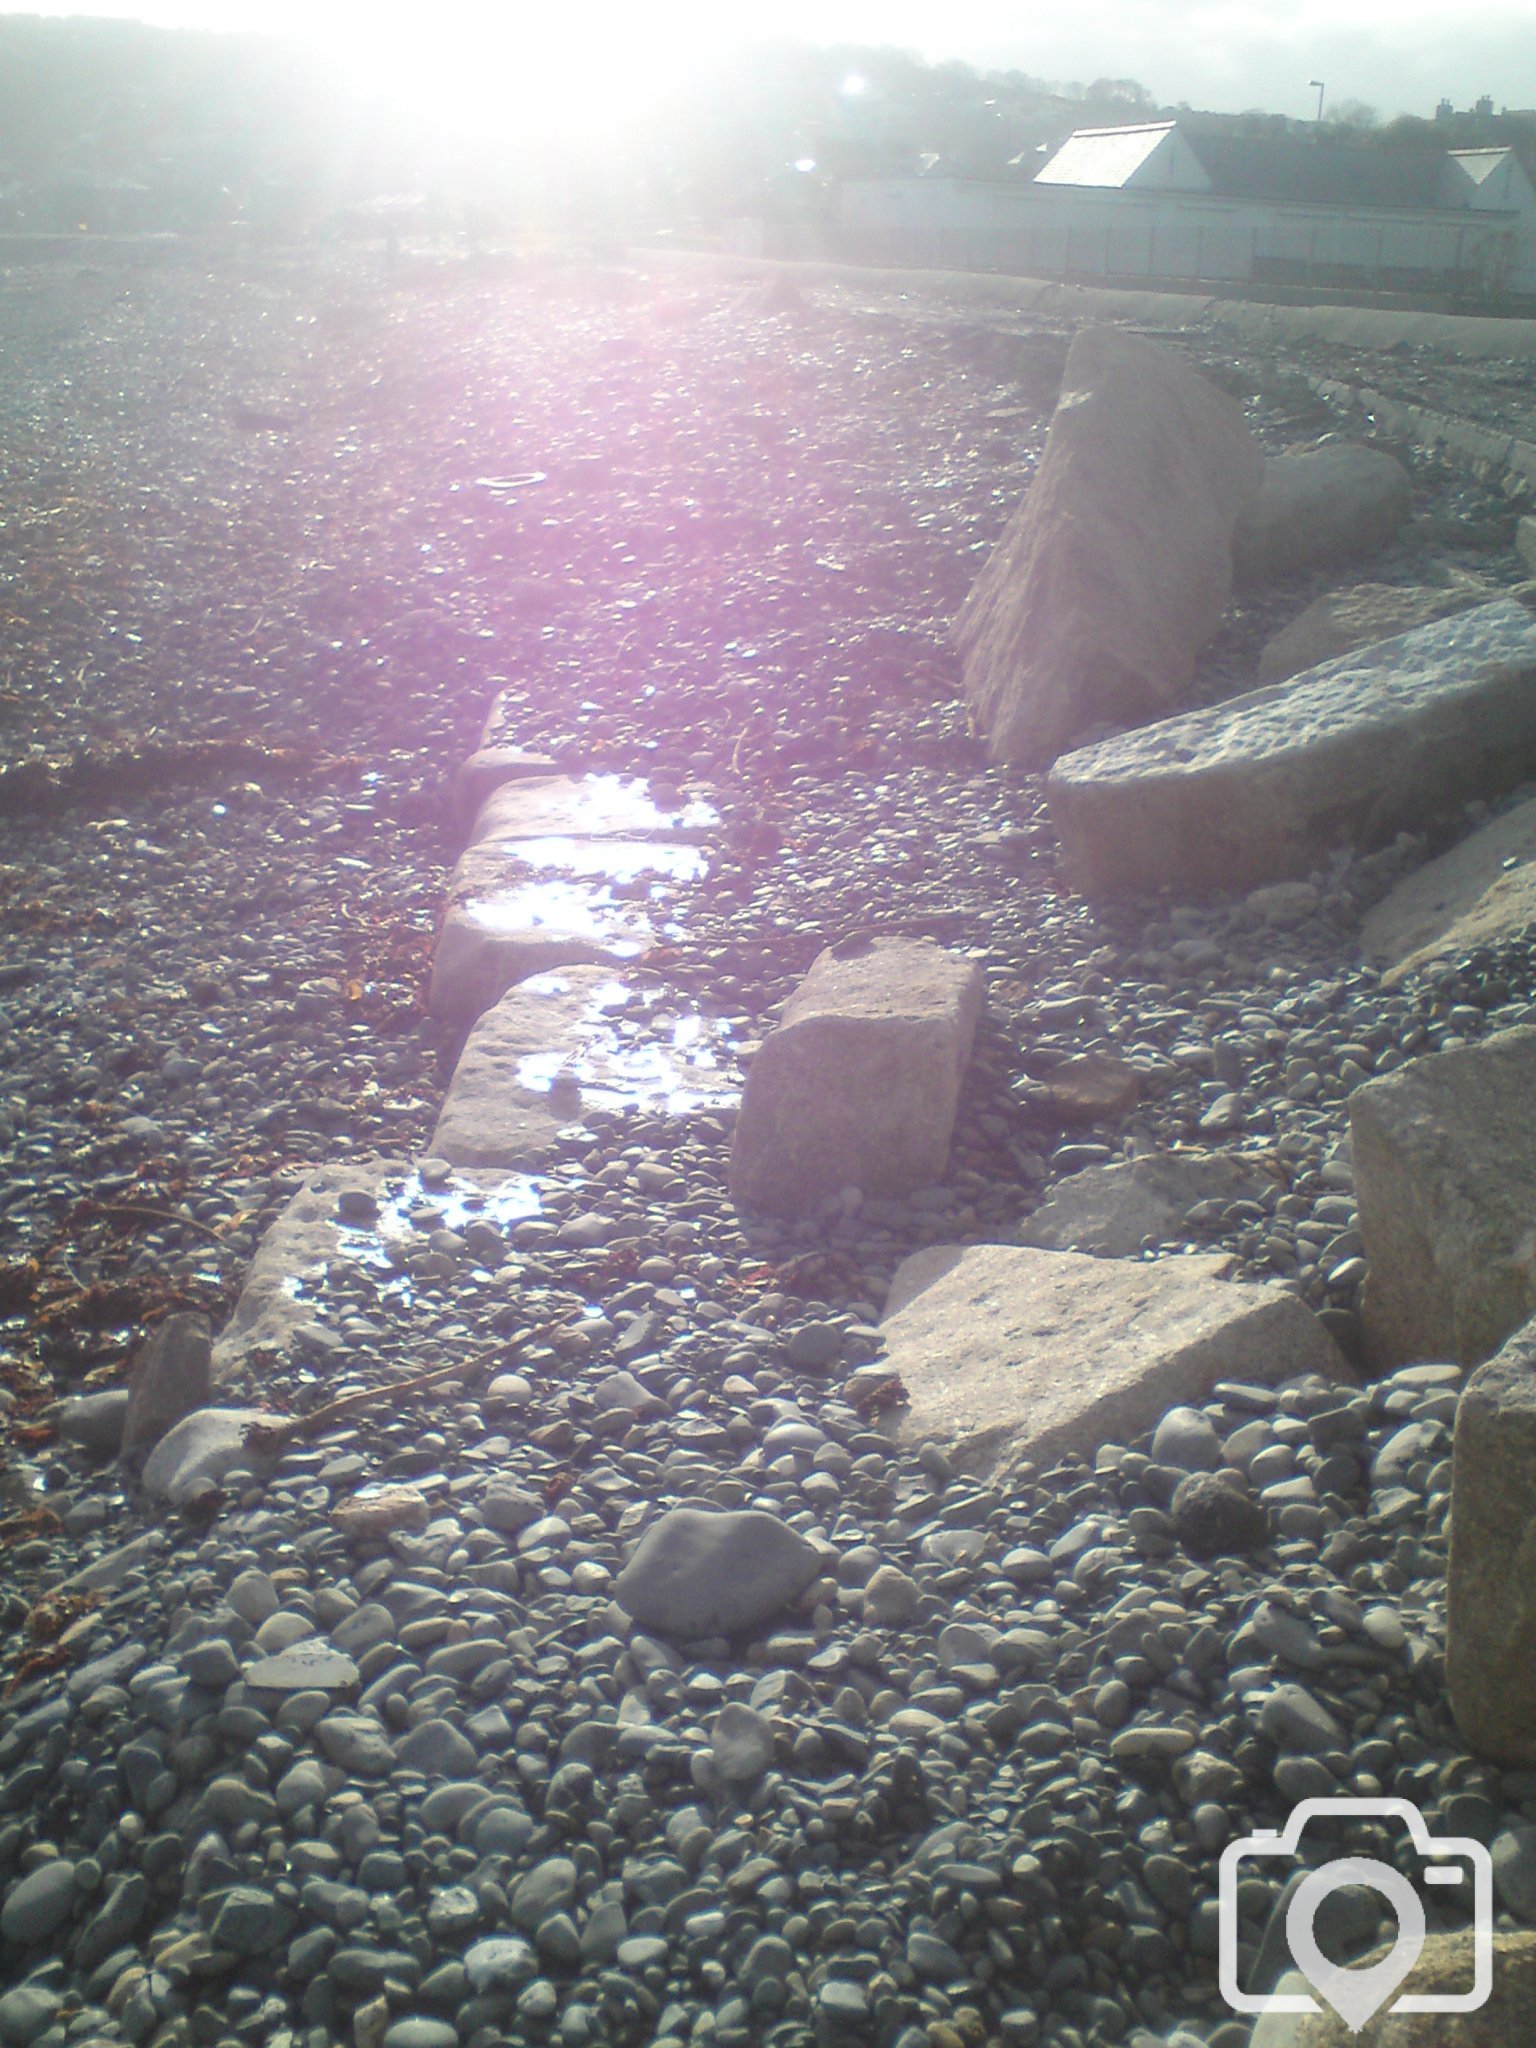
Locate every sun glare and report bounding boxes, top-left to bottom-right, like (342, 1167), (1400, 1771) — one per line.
(316, 4), (735, 151)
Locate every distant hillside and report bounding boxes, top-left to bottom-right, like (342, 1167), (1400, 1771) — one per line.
(2, 14), (1527, 239)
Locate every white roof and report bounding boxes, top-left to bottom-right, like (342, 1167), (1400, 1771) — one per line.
(1449, 147), (1515, 186)
(1035, 123), (1178, 188)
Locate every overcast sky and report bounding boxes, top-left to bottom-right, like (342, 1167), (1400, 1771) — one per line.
(17, 2), (1536, 125)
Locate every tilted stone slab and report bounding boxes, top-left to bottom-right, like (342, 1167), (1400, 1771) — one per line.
(1362, 793), (1536, 984)
(1233, 442), (1412, 587)
(432, 966), (738, 1171)
(954, 325), (1262, 769)
(1048, 598), (1536, 897)
(1259, 1932), (1536, 2048)
(430, 775), (715, 1024)
(1018, 1150), (1279, 1258)
(1353, 1023), (1536, 1371)
(211, 1159), (537, 1385)
(1448, 1318), (1536, 1765)
(728, 936), (983, 1214)
(875, 1243), (1346, 1477)
(1257, 573), (1499, 685)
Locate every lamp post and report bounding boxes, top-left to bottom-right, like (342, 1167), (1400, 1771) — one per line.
(1309, 79), (1325, 126)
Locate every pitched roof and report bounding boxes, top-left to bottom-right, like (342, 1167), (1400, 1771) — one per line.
(1188, 134), (1447, 209)
(1034, 123), (1179, 189)
(1450, 147), (1516, 187)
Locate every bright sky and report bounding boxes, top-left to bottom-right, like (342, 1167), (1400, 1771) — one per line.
(18, 1), (1536, 126)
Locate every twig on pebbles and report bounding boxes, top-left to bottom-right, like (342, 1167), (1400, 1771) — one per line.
(240, 1320), (549, 1455)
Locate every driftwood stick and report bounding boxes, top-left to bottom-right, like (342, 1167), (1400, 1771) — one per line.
(240, 1322), (548, 1455)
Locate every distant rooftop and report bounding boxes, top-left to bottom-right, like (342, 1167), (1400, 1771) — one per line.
(1033, 123), (1198, 191)
(1033, 122), (1532, 216)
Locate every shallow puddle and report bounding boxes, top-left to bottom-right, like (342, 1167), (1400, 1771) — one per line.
(454, 839), (706, 947)
(473, 773), (717, 845)
(279, 1169), (544, 1308)
(511, 975), (738, 1114)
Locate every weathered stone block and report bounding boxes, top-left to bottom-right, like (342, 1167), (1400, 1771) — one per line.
(1353, 1024), (1536, 1371)
(954, 326), (1262, 768)
(432, 966), (736, 1170)
(728, 936), (983, 1214)
(1048, 598), (1536, 897)
(1362, 793), (1536, 984)
(429, 775), (714, 1024)
(875, 1242), (1346, 1476)
(1257, 574), (1497, 685)
(1254, 1932), (1535, 2045)
(453, 745), (559, 840)
(1448, 1319), (1536, 1765)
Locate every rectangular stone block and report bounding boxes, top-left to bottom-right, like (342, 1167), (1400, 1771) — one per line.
(431, 966), (738, 1170)
(876, 1242), (1347, 1476)
(211, 1160), (538, 1384)
(429, 774), (715, 1024)
(1353, 1023), (1536, 1371)
(1047, 598), (1536, 897)
(728, 936), (983, 1214)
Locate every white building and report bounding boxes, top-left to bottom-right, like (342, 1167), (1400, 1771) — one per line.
(842, 122), (1536, 300)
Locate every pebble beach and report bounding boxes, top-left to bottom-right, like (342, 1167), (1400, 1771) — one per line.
(3, 245), (1536, 2048)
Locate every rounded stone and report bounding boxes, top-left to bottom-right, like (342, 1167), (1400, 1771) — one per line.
(1171, 1469), (1270, 1559)
(1, 1862), (77, 1945)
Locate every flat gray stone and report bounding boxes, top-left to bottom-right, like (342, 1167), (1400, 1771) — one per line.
(454, 721), (559, 837)
(247, 1641), (360, 1694)
(464, 1935), (538, 1992)
(139, 1407), (282, 1503)
(0, 1986), (62, 2045)
(430, 838), (677, 1025)
(1150, 1404), (1221, 1472)
(1257, 1683), (1343, 1754)
(614, 1506), (823, 1640)
(877, 1243), (1346, 1477)
(1047, 598), (1536, 897)
(210, 1160), (406, 1384)
(729, 935), (983, 1214)
(51, 1529), (167, 1598)
(509, 1855), (577, 1933)
(208, 1886), (296, 1956)
(431, 966), (736, 1170)
(1019, 1150), (1283, 1257)
(396, 1719), (478, 1779)
(314, 1713), (397, 1778)
(210, 1160), (519, 1384)
(711, 1702), (776, 1782)
(1353, 1024), (1536, 1371)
